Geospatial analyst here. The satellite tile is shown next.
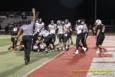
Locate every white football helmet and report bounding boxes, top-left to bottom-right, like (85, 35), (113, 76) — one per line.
(95, 19), (102, 25)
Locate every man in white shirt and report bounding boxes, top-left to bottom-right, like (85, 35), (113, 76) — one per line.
(57, 20), (64, 49)
(33, 18), (45, 45)
(64, 19), (73, 45)
(48, 20), (57, 45)
(81, 19), (88, 52)
(34, 18), (44, 33)
(63, 19), (72, 50)
(75, 20), (84, 55)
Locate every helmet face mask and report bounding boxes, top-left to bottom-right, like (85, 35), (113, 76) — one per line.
(61, 21), (65, 25)
(38, 18), (42, 23)
(65, 19), (69, 24)
(57, 20), (61, 25)
(51, 20), (54, 25)
(81, 21), (85, 25)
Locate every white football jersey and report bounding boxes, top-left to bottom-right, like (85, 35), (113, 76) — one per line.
(35, 22), (44, 32)
(48, 24), (57, 34)
(39, 29), (50, 37)
(83, 24), (88, 33)
(57, 25), (64, 34)
(64, 22), (71, 32)
(64, 23), (71, 29)
(75, 24), (83, 35)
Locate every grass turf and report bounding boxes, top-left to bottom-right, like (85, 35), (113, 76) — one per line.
(0, 50), (62, 77)
(0, 35), (77, 77)
(0, 33), (113, 77)
(0, 38), (10, 47)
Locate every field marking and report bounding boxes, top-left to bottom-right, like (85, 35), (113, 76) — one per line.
(0, 35), (11, 39)
(23, 49), (66, 77)
(87, 36), (115, 77)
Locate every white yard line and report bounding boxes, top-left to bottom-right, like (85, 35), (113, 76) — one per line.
(0, 35), (11, 39)
(86, 36), (115, 77)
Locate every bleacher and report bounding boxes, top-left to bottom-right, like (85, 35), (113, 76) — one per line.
(1, 17), (32, 28)
(0, 11), (115, 34)
(0, 11), (32, 34)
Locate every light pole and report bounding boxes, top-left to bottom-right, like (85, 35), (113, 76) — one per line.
(94, 0), (97, 20)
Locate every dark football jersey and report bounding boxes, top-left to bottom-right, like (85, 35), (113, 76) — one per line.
(96, 24), (105, 35)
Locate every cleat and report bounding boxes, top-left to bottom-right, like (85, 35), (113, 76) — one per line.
(75, 50), (79, 55)
(65, 47), (69, 51)
(82, 47), (87, 52)
(24, 58), (29, 65)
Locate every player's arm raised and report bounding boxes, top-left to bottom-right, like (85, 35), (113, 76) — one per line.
(32, 8), (36, 21)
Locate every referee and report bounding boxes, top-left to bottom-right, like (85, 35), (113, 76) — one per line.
(17, 8), (36, 65)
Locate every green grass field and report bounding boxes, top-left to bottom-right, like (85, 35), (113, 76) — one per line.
(0, 35), (65, 77)
(0, 35), (11, 47)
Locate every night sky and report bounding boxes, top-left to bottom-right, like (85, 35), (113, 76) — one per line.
(0, 0), (115, 21)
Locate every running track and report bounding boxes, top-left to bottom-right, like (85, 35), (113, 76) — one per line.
(26, 36), (115, 77)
